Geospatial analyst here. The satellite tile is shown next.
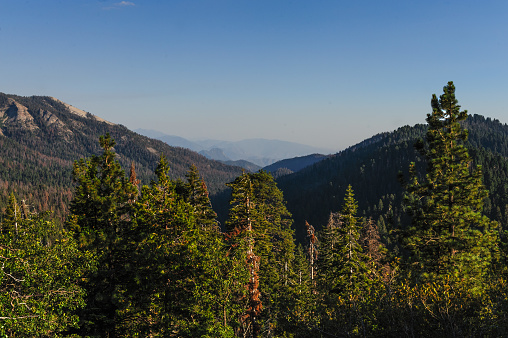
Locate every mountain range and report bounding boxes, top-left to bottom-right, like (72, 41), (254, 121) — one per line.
(135, 128), (334, 167)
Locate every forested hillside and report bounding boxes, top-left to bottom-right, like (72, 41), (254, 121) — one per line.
(0, 93), (244, 222)
(278, 114), (508, 243)
(263, 153), (328, 179)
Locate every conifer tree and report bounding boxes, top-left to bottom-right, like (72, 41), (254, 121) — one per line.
(67, 133), (138, 337)
(132, 156), (237, 337)
(320, 185), (370, 299)
(270, 243), (317, 337)
(184, 164), (218, 230)
(306, 221), (318, 282)
(226, 171), (295, 336)
(361, 217), (388, 281)
(128, 162), (140, 197)
(318, 185), (375, 335)
(2, 193), (21, 235)
(403, 81), (498, 289)
(225, 173), (262, 337)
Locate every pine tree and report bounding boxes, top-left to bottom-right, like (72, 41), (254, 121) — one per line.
(184, 164), (218, 230)
(320, 185), (370, 299)
(403, 81), (498, 290)
(361, 217), (388, 281)
(128, 162), (140, 198)
(306, 221), (318, 283)
(131, 156), (237, 337)
(225, 172), (262, 337)
(226, 171), (295, 336)
(2, 193), (21, 235)
(275, 244), (318, 336)
(318, 185), (375, 335)
(67, 133), (138, 337)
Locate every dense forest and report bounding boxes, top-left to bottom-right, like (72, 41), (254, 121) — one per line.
(2, 82), (508, 337)
(277, 113), (508, 245)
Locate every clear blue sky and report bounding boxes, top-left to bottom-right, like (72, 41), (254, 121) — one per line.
(1, 0), (507, 150)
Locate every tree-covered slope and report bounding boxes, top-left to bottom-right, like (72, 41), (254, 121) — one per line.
(278, 115), (508, 243)
(0, 93), (244, 221)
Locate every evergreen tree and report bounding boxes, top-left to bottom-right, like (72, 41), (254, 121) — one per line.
(403, 81), (498, 289)
(131, 156), (237, 337)
(226, 171), (295, 336)
(1, 193), (21, 234)
(361, 217), (388, 281)
(67, 133), (138, 337)
(128, 162), (140, 197)
(225, 172), (262, 337)
(184, 164), (218, 230)
(318, 185), (375, 336)
(275, 244), (318, 336)
(320, 185), (370, 299)
(306, 221), (318, 283)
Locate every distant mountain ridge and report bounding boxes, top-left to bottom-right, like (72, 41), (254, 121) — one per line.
(199, 148), (230, 162)
(263, 154), (329, 179)
(223, 160), (261, 173)
(135, 129), (203, 151)
(135, 129), (335, 167)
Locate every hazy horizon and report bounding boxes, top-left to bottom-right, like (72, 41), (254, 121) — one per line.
(2, 0), (507, 149)
(134, 127), (336, 151)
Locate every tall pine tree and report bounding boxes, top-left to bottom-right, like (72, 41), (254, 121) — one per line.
(225, 171), (295, 336)
(131, 156), (238, 337)
(184, 164), (218, 231)
(403, 81), (498, 290)
(67, 133), (138, 337)
(225, 172), (262, 337)
(318, 185), (377, 336)
(319, 185), (371, 299)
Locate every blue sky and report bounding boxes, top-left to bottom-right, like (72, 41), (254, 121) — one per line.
(1, 0), (507, 150)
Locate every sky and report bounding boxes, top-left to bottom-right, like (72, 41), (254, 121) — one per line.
(1, 0), (507, 151)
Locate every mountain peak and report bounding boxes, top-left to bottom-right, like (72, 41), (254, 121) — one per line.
(49, 97), (114, 125)
(0, 93), (116, 138)
(0, 97), (39, 131)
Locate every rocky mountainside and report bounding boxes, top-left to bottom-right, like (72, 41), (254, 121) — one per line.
(0, 93), (244, 222)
